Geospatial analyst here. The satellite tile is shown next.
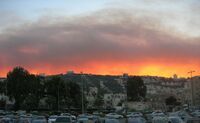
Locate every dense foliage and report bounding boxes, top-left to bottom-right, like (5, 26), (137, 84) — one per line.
(165, 96), (180, 106)
(127, 76), (146, 101)
(5, 66), (82, 110)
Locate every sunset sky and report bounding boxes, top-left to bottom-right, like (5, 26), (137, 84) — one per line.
(0, 0), (199, 77)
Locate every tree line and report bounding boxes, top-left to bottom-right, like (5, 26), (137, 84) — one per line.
(0, 66), (148, 111)
(0, 66), (84, 111)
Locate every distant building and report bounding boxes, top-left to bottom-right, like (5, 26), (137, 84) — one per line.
(173, 74), (178, 79)
(86, 87), (98, 108)
(104, 93), (126, 108)
(38, 73), (46, 77)
(191, 76), (200, 106)
(67, 70), (74, 75)
(142, 76), (187, 110)
(122, 73), (129, 79)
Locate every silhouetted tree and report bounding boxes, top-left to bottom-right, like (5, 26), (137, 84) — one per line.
(22, 75), (44, 110)
(45, 76), (66, 110)
(127, 76), (146, 101)
(65, 81), (82, 108)
(7, 67), (44, 110)
(7, 67), (31, 110)
(0, 80), (5, 94)
(165, 96), (178, 106)
(45, 76), (83, 110)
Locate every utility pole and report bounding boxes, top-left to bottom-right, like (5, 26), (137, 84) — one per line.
(188, 70), (195, 106)
(57, 83), (60, 111)
(188, 71), (195, 78)
(125, 77), (128, 123)
(81, 72), (84, 114)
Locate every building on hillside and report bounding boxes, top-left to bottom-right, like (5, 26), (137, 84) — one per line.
(142, 76), (187, 110)
(104, 93), (126, 108)
(67, 70), (74, 75)
(191, 76), (200, 106)
(86, 87), (98, 108)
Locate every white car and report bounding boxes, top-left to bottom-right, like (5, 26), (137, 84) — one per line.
(105, 113), (123, 119)
(151, 111), (165, 117)
(48, 115), (58, 123)
(61, 113), (76, 122)
(127, 112), (143, 118)
(152, 116), (169, 123)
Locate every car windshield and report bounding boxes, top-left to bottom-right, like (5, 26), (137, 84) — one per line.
(105, 119), (120, 123)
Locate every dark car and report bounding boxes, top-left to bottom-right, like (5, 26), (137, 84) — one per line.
(186, 118), (200, 123)
(54, 116), (72, 123)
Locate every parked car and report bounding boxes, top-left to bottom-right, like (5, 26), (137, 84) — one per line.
(105, 118), (120, 123)
(127, 112), (143, 118)
(32, 116), (47, 123)
(191, 111), (200, 118)
(168, 116), (184, 123)
(77, 117), (94, 123)
(186, 117), (200, 123)
(128, 117), (146, 123)
(105, 113), (123, 119)
(48, 115), (58, 123)
(77, 114), (100, 123)
(61, 113), (76, 123)
(152, 116), (168, 123)
(54, 116), (72, 123)
(0, 117), (14, 123)
(175, 111), (192, 122)
(18, 117), (32, 123)
(151, 111), (165, 117)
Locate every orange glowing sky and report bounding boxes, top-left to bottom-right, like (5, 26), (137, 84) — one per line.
(1, 60), (199, 78)
(0, 0), (199, 78)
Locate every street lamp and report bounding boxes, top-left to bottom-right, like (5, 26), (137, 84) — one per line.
(57, 82), (60, 111)
(188, 71), (195, 106)
(81, 72), (85, 114)
(125, 78), (128, 123)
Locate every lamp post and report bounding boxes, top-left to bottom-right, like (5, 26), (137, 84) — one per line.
(57, 83), (60, 111)
(188, 71), (195, 106)
(125, 78), (128, 123)
(81, 72), (84, 114)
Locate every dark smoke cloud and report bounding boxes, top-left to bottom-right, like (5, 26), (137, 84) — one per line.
(0, 8), (199, 74)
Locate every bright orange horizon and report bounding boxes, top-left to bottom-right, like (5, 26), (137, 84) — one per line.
(1, 61), (199, 78)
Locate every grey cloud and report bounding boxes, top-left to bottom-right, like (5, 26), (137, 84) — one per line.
(0, 9), (199, 70)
